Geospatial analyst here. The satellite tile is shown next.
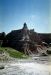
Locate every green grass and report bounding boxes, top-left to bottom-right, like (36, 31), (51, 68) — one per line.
(0, 47), (28, 59)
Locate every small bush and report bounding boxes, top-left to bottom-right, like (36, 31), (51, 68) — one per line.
(41, 53), (47, 56)
(47, 50), (51, 54)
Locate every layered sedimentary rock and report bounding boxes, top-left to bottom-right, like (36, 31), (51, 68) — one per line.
(3, 23), (39, 54)
(0, 23), (51, 54)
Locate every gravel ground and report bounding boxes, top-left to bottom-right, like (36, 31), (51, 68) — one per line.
(0, 56), (51, 75)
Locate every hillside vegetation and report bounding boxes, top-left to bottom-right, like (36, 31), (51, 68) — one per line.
(0, 47), (28, 60)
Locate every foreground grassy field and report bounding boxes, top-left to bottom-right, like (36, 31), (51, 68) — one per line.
(0, 47), (28, 59)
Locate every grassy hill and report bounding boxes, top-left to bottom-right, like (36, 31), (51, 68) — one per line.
(0, 47), (28, 60)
